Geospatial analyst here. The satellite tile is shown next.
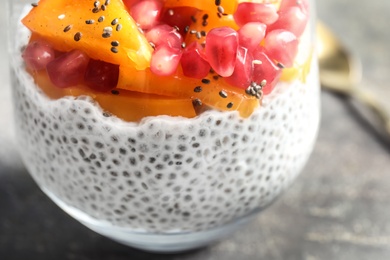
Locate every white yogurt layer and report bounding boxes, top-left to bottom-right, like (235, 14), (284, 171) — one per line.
(11, 9), (320, 233)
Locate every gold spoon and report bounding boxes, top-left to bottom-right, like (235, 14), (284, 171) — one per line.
(317, 22), (390, 138)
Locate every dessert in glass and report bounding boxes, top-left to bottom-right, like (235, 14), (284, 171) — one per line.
(8, 0), (319, 252)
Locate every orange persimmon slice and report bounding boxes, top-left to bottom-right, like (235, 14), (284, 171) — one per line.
(163, 0), (238, 15)
(22, 0), (152, 70)
(117, 66), (260, 118)
(32, 70), (197, 122)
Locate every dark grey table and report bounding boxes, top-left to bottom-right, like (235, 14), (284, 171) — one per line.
(1, 1), (390, 259)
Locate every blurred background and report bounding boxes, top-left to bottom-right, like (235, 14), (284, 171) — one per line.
(1, 0), (390, 259)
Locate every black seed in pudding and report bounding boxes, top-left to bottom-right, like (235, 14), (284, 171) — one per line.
(227, 102), (234, 109)
(95, 142), (104, 148)
(111, 90), (119, 95)
(78, 148), (86, 158)
(103, 112), (111, 117)
(215, 0), (221, 6)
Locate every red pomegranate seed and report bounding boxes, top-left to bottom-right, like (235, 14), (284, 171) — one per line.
(181, 41), (210, 79)
(238, 22), (266, 51)
(267, 6), (309, 37)
(264, 29), (298, 68)
(280, 0), (309, 14)
(225, 46), (254, 89)
(84, 59), (119, 92)
(22, 40), (55, 71)
(130, 0), (163, 30)
(161, 7), (198, 36)
(46, 50), (89, 88)
(234, 3), (279, 26)
(205, 27), (239, 77)
(150, 44), (182, 76)
(145, 24), (183, 49)
(252, 48), (281, 95)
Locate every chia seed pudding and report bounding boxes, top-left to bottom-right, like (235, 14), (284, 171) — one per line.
(10, 0), (319, 251)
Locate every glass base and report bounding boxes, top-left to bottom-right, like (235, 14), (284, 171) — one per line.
(43, 186), (259, 253)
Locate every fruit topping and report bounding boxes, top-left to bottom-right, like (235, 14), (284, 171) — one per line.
(238, 22), (266, 52)
(129, 0), (163, 30)
(46, 49), (89, 88)
(84, 59), (119, 92)
(163, 0), (238, 15)
(264, 29), (299, 68)
(279, 0), (309, 14)
(205, 27), (239, 77)
(21, 0), (311, 121)
(267, 6), (309, 37)
(145, 24), (183, 49)
(234, 3), (279, 26)
(33, 70), (197, 122)
(150, 45), (182, 76)
(117, 65), (259, 117)
(22, 0), (153, 70)
(161, 7), (198, 36)
(225, 46), (254, 89)
(252, 48), (282, 95)
(180, 41), (210, 79)
(22, 40), (55, 71)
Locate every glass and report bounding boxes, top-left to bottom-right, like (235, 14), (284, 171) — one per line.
(8, 0), (319, 253)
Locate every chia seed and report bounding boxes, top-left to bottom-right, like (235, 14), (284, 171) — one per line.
(63, 25), (72, 33)
(202, 79), (211, 84)
(92, 7), (100, 13)
(219, 90), (228, 98)
(194, 86), (202, 93)
(111, 18), (119, 26)
(193, 99), (203, 106)
(74, 32), (82, 41)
